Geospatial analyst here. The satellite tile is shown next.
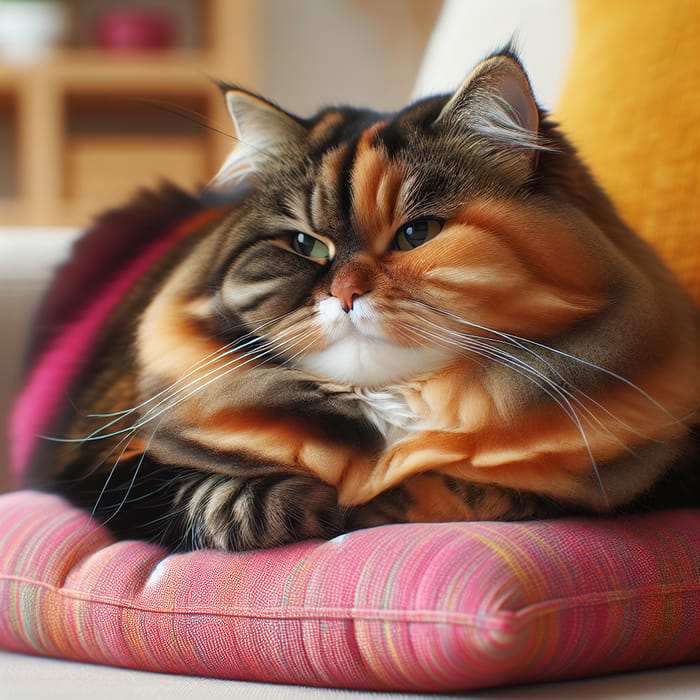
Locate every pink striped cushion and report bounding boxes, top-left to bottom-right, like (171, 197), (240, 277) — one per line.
(1, 490), (699, 691)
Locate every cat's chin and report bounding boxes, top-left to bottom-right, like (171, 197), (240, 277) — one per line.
(295, 335), (448, 388)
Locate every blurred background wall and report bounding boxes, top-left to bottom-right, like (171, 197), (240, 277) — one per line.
(0, 0), (441, 228)
(258, 0), (442, 115)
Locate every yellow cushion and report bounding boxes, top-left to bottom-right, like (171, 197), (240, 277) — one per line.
(557, 0), (700, 307)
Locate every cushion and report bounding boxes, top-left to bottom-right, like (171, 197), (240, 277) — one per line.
(557, 0), (700, 307)
(1, 490), (699, 692)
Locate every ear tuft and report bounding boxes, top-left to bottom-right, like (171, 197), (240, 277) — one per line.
(210, 88), (306, 189)
(438, 54), (546, 155)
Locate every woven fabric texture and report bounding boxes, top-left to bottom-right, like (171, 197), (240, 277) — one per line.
(1, 490), (699, 692)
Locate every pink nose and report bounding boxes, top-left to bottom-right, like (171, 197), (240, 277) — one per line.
(331, 270), (373, 312)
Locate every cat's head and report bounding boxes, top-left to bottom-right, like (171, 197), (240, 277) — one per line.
(203, 52), (609, 388)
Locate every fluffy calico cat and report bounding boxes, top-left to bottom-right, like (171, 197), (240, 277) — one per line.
(11, 51), (699, 551)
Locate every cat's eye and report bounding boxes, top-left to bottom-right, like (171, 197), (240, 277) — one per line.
(392, 218), (444, 251)
(287, 231), (333, 262)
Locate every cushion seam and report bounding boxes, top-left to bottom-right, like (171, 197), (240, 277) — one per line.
(1, 574), (698, 631)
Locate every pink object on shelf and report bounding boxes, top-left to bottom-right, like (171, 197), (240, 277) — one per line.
(95, 9), (176, 50)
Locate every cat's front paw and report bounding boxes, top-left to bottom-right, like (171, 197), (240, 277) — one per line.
(175, 472), (344, 551)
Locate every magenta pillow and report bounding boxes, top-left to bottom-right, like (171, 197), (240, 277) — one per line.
(1, 489), (699, 691)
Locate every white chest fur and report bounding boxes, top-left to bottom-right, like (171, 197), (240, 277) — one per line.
(352, 388), (423, 445)
(295, 296), (450, 387)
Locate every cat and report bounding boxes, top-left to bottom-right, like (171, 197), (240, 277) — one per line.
(11, 49), (699, 552)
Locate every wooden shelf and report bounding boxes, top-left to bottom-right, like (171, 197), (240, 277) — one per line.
(0, 0), (257, 227)
(1, 50), (225, 89)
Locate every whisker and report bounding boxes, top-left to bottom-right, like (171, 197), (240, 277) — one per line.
(407, 321), (588, 427)
(115, 318), (315, 440)
(85, 335), (260, 421)
(41, 312), (295, 446)
(86, 312), (288, 421)
(417, 313), (652, 443)
(413, 299), (684, 426)
(38, 342), (270, 446)
(90, 431), (142, 522)
(402, 319), (611, 505)
(91, 417), (166, 528)
(420, 316), (650, 454)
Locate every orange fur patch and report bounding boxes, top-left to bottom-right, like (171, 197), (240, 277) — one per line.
(340, 333), (699, 510)
(350, 124), (406, 252)
(307, 110), (345, 150)
(138, 295), (227, 386)
(397, 198), (609, 338)
(104, 437), (150, 465)
(402, 473), (477, 522)
(183, 407), (372, 485)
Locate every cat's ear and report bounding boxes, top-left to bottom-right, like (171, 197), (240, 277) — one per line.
(210, 87), (306, 189)
(436, 53), (545, 170)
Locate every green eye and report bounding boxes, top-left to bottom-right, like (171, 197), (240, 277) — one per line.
(392, 218), (444, 251)
(289, 232), (332, 262)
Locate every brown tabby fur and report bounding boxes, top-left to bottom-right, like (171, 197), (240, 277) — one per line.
(25, 51), (699, 551)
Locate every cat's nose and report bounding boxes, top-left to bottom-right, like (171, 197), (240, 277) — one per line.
(332, 283), (370, 312)
(330, 268), (373, 312)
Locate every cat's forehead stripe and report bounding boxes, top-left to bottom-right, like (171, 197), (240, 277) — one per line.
(350, 123), (406, 250)
(307, 110), (346, 151)
(311, 145), (351, 230)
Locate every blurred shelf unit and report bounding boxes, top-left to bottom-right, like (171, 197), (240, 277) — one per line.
(0, 0), (257, 227)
